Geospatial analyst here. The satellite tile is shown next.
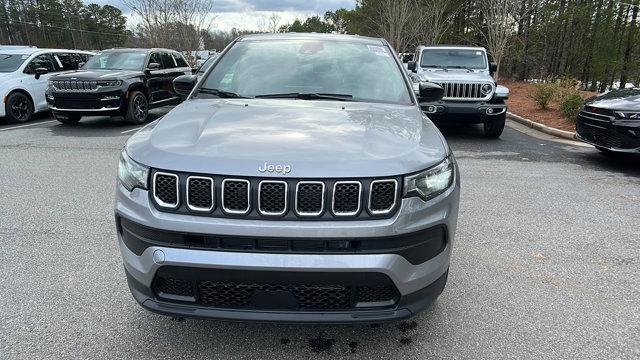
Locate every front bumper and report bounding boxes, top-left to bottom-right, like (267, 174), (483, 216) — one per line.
(115, 168), (459, 322)
(576, 112), (640, 153)
(46, 89), (125, 115)
(421, 100), (507, 123)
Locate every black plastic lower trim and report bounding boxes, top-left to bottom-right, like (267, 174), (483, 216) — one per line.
(116, 215), (447, 265)
(125, 268), (448, 324)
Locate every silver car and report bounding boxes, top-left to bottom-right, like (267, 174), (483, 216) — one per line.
(116, 33), (460, 323)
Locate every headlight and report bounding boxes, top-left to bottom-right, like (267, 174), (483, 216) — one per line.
(118, 149), (149, 191)
(614, 111), (640, 119)
(403, 157), (454, 201)
(97, 80), (122, 87)
(481, 83), (493, 95)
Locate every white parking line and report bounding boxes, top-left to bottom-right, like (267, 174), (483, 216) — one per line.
(120, 127), (142, 134)
(0, 120), (57, 132)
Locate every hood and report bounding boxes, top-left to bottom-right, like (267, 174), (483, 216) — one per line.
(51, 69), (141, 80)
(416, 69), (494, 83)
(585, 89), (640, 111)
(126, 99), (448, 178)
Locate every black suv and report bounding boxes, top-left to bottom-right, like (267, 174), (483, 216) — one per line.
(46, 48), (191, 124)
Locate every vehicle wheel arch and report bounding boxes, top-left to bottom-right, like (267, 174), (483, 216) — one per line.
(6, 88), (34, 107)
(127, 83), (150, 101)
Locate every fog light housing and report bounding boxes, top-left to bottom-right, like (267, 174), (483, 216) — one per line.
(46, 94), (54, 101)
(424, 105), (437, 114)
(486, 108), (494, 115)
(101, 95), (120, 101)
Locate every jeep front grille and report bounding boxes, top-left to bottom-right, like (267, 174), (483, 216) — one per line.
(295, 182), (324, 216)
(439, 82), (492, 101)
(222, 179), (250, 214)
(332, 181), (362, 216)
(51, 80), (98, 91)
(258, 181), (287, 216)
(152, 172), (179, 208)
(186, 176), (214, 212)
(151, 171), (399, 220)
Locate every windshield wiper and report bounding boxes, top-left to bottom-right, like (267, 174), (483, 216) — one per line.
(422, 64), (446, 70)
(445, 65), (474, 71)
(198, 88), (249, 98)
(254, 93), (356, 101)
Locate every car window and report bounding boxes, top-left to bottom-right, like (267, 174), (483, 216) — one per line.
(161, 53), (176, 69)
(83, 51), (147, 71)
(196, 56), (217, 75)
(174, 53), (188, 67)
(148, 53), (162, 69)
(200, 39), (412, 105)
(24, 54), (57, 74)
(54, 53), (80, 70)
(0, 53), (29, 72)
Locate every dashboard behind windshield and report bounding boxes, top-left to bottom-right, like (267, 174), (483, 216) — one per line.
(83, 52), (147, 71)
(420, 49), (487, 70)
(200, 39), (412, 105)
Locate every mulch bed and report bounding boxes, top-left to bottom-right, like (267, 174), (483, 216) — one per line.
(502, 81), (597, 132)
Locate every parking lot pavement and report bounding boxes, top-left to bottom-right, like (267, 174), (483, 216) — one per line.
(0, 110), (638, 359)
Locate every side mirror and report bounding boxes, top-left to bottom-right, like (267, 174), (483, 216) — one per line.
(147, 62), (161, 71)
(418, 82), (444, 102)
(34, 67), (48, 79)
(173, 75), (197, 97)
(489, 62), (498, 75)
(407, 61), (417, 72)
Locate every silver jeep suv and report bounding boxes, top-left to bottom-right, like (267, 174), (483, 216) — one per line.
(116, 33), (460, 323)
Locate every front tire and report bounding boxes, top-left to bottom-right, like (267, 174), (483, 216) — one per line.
(53, 112), (81, 124)
(5, 92), (34, 123)
(125, 91), (149, 125)
(484, 113), (506, 138)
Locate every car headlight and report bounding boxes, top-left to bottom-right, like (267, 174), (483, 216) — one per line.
(403, 157), (454, 201)
(481, 83), (494, 95)
(118, 149), (149, 191)
(97, 80), (122, 87)
(614, 111), (640, 119)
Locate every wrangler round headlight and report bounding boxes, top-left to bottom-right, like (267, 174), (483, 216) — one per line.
(481, 83), (493, 95)
(118, 149), (149, 191)
(403, 157), (454, 201)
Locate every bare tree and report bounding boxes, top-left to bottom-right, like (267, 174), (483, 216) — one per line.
(122, 0), (175, 47)
(417, 0), (457, 45)
(478, 0), (526, 80)
(368, 0), (421, 52)
(268, 13), (280, 33)
(174, 0), (215, 61)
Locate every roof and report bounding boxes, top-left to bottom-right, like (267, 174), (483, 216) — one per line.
(0, 48), (93, 55)
(101, 47), (180, 53)
(238, 32), (385, 45)
(418, 45), (487, 51)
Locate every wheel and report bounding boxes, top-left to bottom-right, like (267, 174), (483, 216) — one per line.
(125, 91), (149, 125)
(53, 111), (81, 124)
(483, 113), (506, 138)
(5, 92), (34, 123)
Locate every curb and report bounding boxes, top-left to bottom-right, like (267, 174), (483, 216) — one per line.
(507, 112), (577, 140)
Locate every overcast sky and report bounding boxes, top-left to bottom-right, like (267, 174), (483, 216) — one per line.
(90, 0), (356, 32)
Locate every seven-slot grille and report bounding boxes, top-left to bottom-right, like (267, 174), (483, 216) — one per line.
(438, 82), (491, 100)
(151, 171), (400, 219)
(51, 80), (98, 91)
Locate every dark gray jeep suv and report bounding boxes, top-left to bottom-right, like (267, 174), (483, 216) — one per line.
(116, 33), (460, 323)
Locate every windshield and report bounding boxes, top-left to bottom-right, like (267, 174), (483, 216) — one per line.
(199, 39), (412, 105)
(82, 52), (147, 71)
(197, 56), (217, 74)
(0, 54), (28, 72)
(420, 49), (487, 70)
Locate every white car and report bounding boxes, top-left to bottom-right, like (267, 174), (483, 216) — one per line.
(0, 48), (94, 123)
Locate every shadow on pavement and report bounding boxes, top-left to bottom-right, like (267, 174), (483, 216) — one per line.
(47, 107), (171, 138)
